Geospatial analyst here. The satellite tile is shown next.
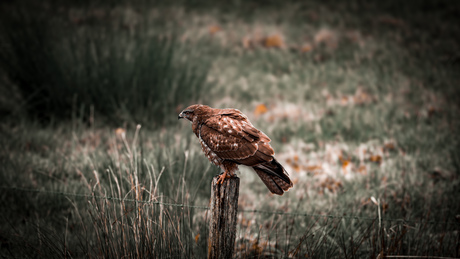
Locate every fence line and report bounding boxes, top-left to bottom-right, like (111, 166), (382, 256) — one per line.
(2, 186), (458, 227)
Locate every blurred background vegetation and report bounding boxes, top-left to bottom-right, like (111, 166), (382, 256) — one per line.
(0, 0), (459, 258)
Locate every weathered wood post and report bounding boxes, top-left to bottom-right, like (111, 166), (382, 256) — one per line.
(208, 176), (240, 259)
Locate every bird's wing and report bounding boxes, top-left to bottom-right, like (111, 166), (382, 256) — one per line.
(199, 111), (274, 166)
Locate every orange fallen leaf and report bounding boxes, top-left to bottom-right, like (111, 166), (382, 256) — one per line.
(292, 163), (301, 172)
(301, 43), (313, 53)
(341, 158), (352, 175)
(339, 156), (350, 165)
(353, 89), (373, 105)
(341, 157), (351, 171)
(263, 34), (284, 48)
(384, 142), (395, 151)
(208, 25), (221, 35)
(341, 96), (350, 105)
(254, 104), (268, 116)
(357, 165), (367, 175)
(320, 177), (342, 193)
(370, 155), (382, 164)
(305, 165), (322, 172)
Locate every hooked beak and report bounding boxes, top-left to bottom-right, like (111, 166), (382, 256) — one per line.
(178, 112), (184, 120)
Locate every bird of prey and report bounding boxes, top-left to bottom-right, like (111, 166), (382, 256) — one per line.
(178, 104), (293, 195)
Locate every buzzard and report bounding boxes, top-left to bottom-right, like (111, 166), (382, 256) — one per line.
(178, 104), (293, 195)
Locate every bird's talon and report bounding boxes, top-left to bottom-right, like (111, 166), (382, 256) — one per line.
(216, 171), (230, 184)
(216, 176), (224, 185)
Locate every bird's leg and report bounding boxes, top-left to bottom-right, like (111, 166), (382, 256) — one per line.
(216, 162), (237, 184)
(216, 171), (231, 184)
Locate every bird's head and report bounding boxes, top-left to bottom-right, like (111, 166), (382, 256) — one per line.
(178, 104), (210, 122)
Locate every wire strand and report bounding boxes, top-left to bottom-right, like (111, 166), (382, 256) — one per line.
(2, 186), (458, 226)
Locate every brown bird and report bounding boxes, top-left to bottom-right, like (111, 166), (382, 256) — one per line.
(178, 104), (293, 195)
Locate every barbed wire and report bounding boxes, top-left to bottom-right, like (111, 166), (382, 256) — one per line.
(1, 186), (458, 227)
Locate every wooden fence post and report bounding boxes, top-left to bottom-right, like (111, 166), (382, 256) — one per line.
(208, 176), (240, 259)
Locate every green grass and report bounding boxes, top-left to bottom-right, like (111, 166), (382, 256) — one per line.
(0, 2), (210, 125)
(1, 0), (459, 258)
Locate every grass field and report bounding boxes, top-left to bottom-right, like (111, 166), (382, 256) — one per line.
(1, 1), (459, 258)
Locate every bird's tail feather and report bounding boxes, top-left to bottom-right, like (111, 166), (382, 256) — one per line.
(253, 159), (293, 195)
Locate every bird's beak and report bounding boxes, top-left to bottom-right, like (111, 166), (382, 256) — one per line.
(178, 112), (184, 120)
